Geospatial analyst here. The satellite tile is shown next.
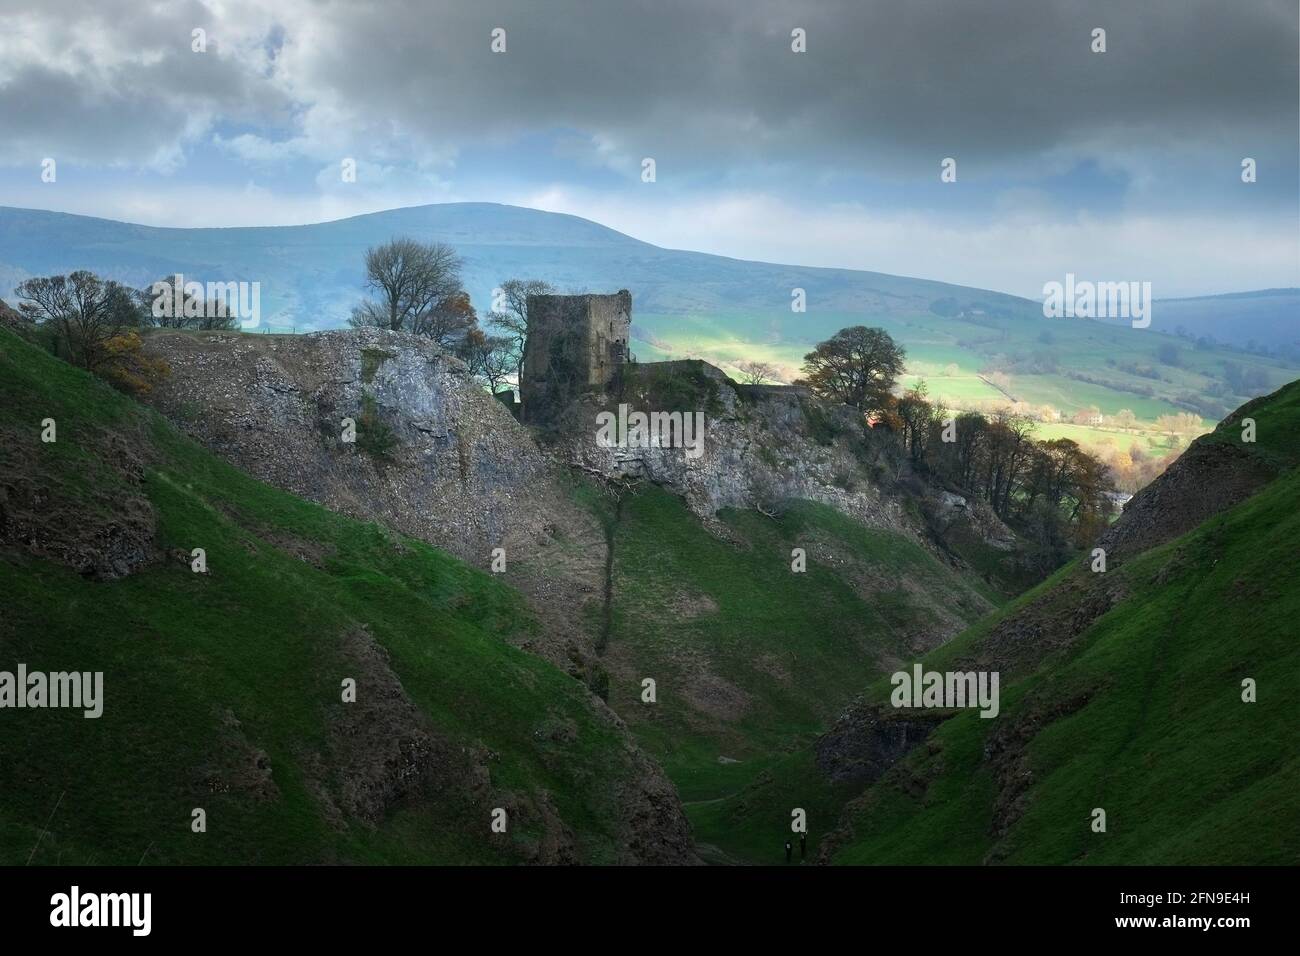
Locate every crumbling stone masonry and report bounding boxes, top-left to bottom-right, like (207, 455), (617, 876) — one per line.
(521, 290), (631, 425)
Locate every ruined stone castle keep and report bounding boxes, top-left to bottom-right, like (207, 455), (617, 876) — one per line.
(521, 290), (631, 424)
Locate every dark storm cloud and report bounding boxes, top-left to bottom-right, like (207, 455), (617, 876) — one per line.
(0, 0), (1294, 179)
(284, 0), (1298, 176)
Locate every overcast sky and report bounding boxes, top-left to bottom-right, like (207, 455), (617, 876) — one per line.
(0, 0), (1296, 298)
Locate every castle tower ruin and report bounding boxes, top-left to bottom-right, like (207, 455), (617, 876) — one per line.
(521, 290), (631, 424)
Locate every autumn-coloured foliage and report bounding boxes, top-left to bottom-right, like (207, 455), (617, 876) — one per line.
(99, 331), (171, 395)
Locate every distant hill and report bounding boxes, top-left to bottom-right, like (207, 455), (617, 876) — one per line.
(1149, 289), (1300, 352)
(0, 202), (1033, 328)
(2, 203), (1296, 428)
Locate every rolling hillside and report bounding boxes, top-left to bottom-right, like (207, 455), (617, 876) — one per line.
(4, 304), (1295, 865)
(585, 485), (998, 864)
(3, 203), (1295, 436)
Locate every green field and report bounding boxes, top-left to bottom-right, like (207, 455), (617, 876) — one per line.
(635, 307), (1299, 453)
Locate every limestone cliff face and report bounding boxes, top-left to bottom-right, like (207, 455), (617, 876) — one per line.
(143, 328), (558, 565)
(563, 361), (979, 554)
(143, 328), (615, 669)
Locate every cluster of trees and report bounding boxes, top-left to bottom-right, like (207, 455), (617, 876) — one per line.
(1220, 359), (1271, 395)
(12, 270), (183, 393)
(6, 237), (555, 400)
(146, 275), (243, 332)
(1089, 439), (1181, 494)
(1153, 411), (1204, 434)
(348, 238), (558, 397)
(893, 383), (1115, 550)
(10, 238), (569, 400)
(797, 325), (1116, 552)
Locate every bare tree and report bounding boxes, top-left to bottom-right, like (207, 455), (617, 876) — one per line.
(486, 277), (555, 384)
(736, 360), (779, 385)
(349, 238), (464, 333)
(16, 271), (144, 370)
(459, 328), (516, 395)
(348, 300), (388, 329)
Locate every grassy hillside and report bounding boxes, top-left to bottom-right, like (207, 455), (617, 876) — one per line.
(818, 381), (1300, 864)
(4, 314), (1292, 866)
(0, 327), (684, 865)
(570, 484), (996, 864)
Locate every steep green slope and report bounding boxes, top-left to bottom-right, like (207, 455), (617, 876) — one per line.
(573, 484), (995, 864)
(820, 381), (1300, 864)
(0, 327), (689, 865)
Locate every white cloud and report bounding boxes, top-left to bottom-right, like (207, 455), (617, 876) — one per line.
(520, 187), (1299, 298)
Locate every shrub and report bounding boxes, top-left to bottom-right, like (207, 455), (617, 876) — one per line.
(98, 331), (171, 395)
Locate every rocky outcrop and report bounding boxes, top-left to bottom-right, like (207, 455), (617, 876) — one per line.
(615, 745), (700, 864)
(814, 702), (947, 788)
(810, 701), (950, 864)
(565, 360), (918, 540)
(1098, 439), (1275, 562)
(954, 571), (1128, 678)
(0, 298), (27, 333)
(981, 687), (1092, 860)
(1098, 385), (1296, 563)
(141, 328), (611, 674)
(316, 624), (479, 830)
(142, 328), (559, 565)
